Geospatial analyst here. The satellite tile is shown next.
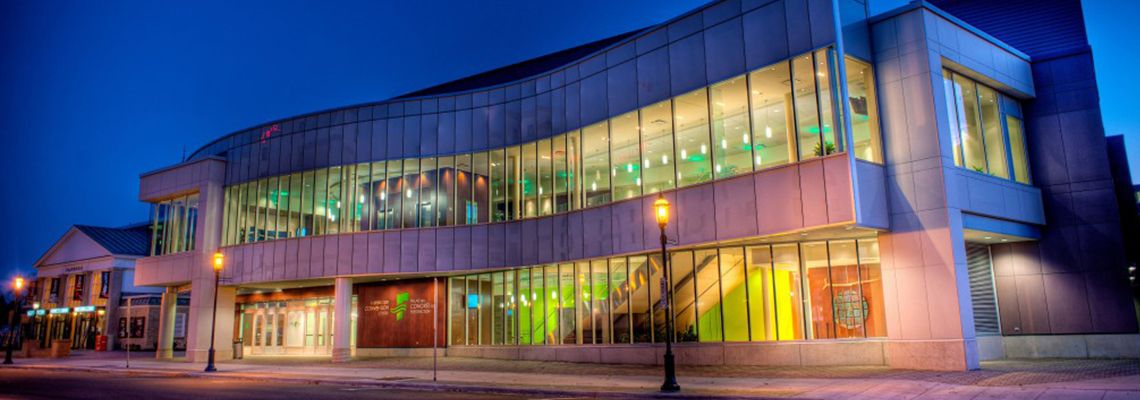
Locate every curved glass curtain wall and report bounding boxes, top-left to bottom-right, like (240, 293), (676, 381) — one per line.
(221, 51), (882, 246)
(446, 238), (886, 346)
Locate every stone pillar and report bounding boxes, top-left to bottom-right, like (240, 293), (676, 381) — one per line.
(184, 273), (236, 363)
(104, 269), (125, 351)
(156, 287), (178, 359)
(332, 277), (352, 362)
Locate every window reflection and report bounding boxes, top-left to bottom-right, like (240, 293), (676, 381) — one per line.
(943, 69), (1030, 182)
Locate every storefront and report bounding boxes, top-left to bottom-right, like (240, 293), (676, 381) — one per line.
(236, 288), (355, 356)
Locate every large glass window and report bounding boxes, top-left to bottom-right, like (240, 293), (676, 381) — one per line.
(610, 111), (641, 201)
(844, 57), (882, 163)
(590, 259), (610, 344)
(420, 158), (438, 227)
(815, 49), (840, 156)
(674, 89), (712, 187)
(609, 258), (632, 343)
(583, 122), (611, 207)
(370, 162), (386, 231)
(944, 69), (1030, 183)
(710, 75), (752, 178)
(558, 264), (576, 344)
(537, 140), (554, 216)
(327, 167), (342, 234)
(718, 248), (748, 341)
(401, 161), (420, 228)
(630, 256), (652, 343)
(1006, 116), (1030, 184)
(443, 238), (885, 347)
(521, 143), (538, 218)
(793, 54), (823, 160)
(506, 146), (521, 220)
(490, 149), (507, 222)
(473, 152), (490, 224)
(567, 130), (582, 211)
(750, 62), (795, 170)
(694, 249), (723, 342)
(978, 85), (1009, 179)
(640, 101), (675, 194)
(149, 193), (199, 256)
(456, 154), (475, 225)
(438, 156), (455, 227)
(518, 268), (533, 345)
(385, 160), (403, 229)
(552, 134), (570, 213)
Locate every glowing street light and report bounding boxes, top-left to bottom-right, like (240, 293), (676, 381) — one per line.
(652, 194), (680, 393)
(4, 277), (26, 364)
(205, 252), (223, 372)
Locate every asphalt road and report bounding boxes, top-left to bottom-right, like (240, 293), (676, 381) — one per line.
(0, 369), (559, 400)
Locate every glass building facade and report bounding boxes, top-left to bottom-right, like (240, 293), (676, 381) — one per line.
(446, 238), (885, 346)
(220, 51), (883, 245)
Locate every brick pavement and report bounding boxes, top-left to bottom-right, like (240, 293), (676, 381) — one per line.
(230, 355), (1140, 387)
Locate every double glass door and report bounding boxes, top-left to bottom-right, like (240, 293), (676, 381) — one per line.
(242, 298), (334, 356)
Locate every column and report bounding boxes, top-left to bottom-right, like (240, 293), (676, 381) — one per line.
(332, 277), (352, 362)
(104, 269), (125, 351)
(185, 277), (236, 363)
(156, 287), (178, 359)
(873, 9), (978, 371)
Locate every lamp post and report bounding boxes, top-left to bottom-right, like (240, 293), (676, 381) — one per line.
(653, 195), (680, 393)
(4, 277), (25, 365)
(204, 252), (223, 372)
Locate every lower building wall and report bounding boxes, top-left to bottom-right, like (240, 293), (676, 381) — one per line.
(1001, 334), (1140, 359)
(446, 340), (887, 367)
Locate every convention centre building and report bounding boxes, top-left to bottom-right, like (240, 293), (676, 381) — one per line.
(31, 0), (1139, 371)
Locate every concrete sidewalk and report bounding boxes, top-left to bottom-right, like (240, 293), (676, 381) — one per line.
(4, 355), (1140, 399)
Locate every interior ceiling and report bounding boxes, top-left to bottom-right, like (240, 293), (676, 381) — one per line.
(963, 228), (1036, 244)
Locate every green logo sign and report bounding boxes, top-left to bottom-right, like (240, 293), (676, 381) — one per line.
(392, 292), (409, 321)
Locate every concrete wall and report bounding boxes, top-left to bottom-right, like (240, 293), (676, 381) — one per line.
(871, 5), (1041, 371)
(447, 340), (886, 367)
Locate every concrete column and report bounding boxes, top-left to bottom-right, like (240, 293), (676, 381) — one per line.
(872, 9), (980, 371)
(104, 269), (125, 351)
(332, 277), (352, 362)
(156, 287), (178, 359)
(185, 276), (236, 363)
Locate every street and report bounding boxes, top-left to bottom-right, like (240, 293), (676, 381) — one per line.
(0, 369), (544, 400)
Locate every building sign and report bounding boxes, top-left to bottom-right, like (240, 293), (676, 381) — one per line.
(75, 306), (96, 313)
(64, 265), (86, 273)
(73, 274), (85, 301)
(118, 318), (128, 338)
(356, 278), (445, 348)
(99, 271), (110, 299)
(50, 308), (70, 314)
(49, 278), (60, 303)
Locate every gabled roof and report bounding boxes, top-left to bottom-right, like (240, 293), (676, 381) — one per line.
(34, 224), (152, 269)
(73, 225), (151, 257)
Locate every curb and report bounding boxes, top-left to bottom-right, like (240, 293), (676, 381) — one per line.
(1, 364), (807, 400)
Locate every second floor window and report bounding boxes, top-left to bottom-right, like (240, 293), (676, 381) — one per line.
(942, 69), (1031, 184)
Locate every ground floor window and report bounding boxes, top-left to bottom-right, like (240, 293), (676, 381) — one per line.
(447, 237), (885, 346)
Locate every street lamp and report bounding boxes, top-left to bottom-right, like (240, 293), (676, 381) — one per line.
(652, 194), (680, 393)
(205, 252), (223, 372)
(4, 277), (25, 365)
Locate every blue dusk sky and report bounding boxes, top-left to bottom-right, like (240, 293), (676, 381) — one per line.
(1, 0), (1138, 284)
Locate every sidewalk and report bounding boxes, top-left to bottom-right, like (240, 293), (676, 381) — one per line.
(4, 352), (1140, 399)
